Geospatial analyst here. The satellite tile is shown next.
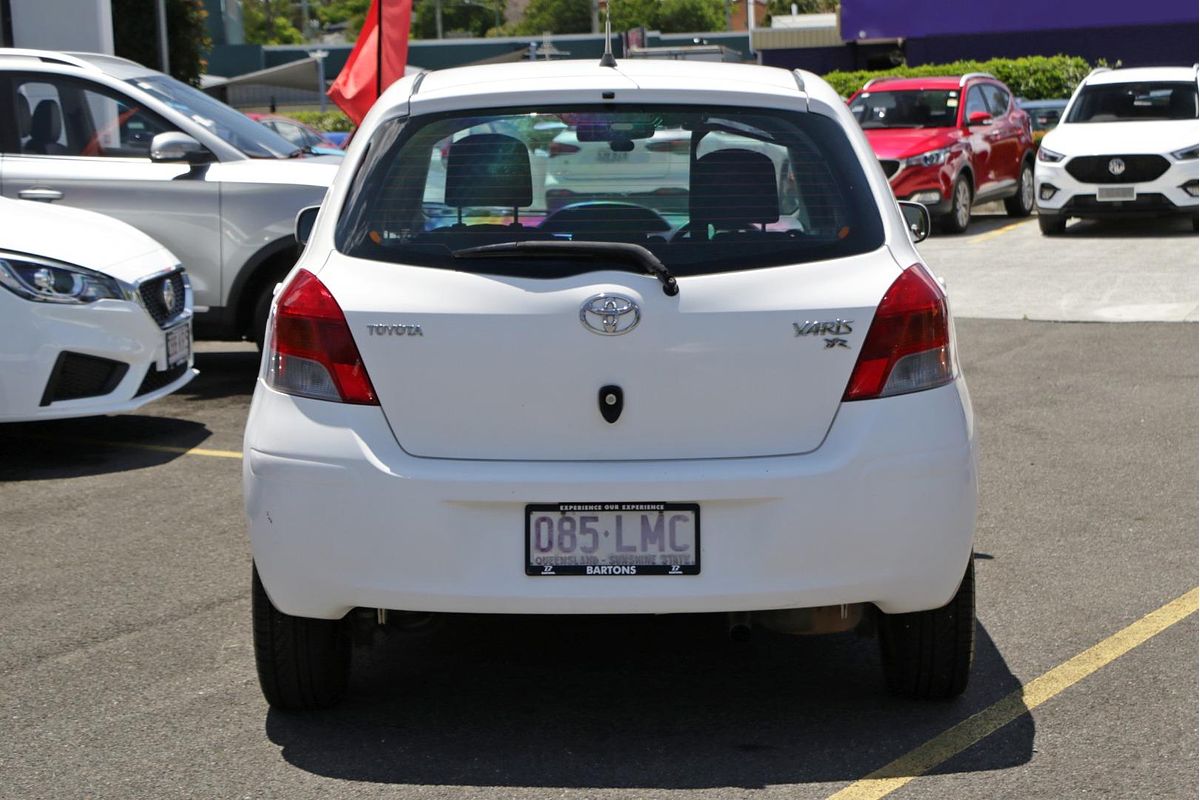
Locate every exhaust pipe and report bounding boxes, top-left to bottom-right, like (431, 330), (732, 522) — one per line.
(727, 611), (752, 642)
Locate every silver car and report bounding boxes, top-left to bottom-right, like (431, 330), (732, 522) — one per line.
(0, 48), (338, 344)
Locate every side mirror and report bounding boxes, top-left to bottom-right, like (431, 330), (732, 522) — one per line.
(898, 201), (931, 243)
(295, 205), (320, 246)
(967, 110), (993, 127)
(150, 132), (212, 164)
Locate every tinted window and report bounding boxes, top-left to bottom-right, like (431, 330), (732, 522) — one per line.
(5, 76), (174, 157)
(127, 75), (298, 158)
(849, 89), (961, 129)
(984, 85), (1010, 117)
(336, 105), (883, 278)
(964, 86), (990, 118)
(1067, 82), (1198, 122)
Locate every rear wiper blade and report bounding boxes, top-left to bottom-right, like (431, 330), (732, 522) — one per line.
(452, 240), (679, 296)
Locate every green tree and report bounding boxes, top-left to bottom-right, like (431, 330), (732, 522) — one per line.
(514, 0), (591, 35)
(412, 0), (505, 39)
(243, 0), (305, 44)
(610, 0), (726, 33)
(314, 0), (371, 37)
(766, 0), (838, 15)
(112, 0), (211, 86)
(655, 0), (724, 32)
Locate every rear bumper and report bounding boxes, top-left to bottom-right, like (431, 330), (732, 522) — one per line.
(244, 378), (978, 620)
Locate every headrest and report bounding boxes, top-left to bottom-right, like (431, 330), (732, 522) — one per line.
(32, 100), (62, 143)
(444, 133), (532, 209)
(690, 149), (780, 228)
(17, 94), (31, 137)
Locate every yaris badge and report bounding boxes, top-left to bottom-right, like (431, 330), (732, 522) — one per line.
(580, 294), (640, 336)
(1108, 158), (1126, 176)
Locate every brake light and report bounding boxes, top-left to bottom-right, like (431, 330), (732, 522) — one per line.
(843, 264), (953, 401)
(548, 141), (581, 157)
(266, 269), (378, 404)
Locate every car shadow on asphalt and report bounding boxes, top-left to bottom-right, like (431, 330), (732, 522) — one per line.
(264, 615), (1030, 789)
(1060, 217), (1197, 238)
(181, 349), (262, 401)
(0, 414), (214, 481)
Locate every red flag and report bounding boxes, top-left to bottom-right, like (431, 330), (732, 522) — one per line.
(328, 0), (412, 125)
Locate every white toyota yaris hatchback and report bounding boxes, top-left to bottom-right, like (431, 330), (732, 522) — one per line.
(244, 58), (978, 710)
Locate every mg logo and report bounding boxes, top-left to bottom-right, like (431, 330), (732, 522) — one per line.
(1108, 158), (1126, 176)
(580, 294), (640, 336)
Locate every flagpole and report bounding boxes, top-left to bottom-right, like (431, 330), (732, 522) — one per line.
(376, 0), (384, 99)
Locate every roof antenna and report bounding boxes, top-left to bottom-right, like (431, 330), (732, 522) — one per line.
(599, 8), (617, 68)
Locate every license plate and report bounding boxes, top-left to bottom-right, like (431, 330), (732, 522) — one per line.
(165, 321), (191, 366)
(1097, 186), (1136, 202)
(597, 151), (629, 163)
(526, 502), (700, 576)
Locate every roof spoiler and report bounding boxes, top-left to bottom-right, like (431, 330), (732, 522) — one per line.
(792, 69), (809, 111)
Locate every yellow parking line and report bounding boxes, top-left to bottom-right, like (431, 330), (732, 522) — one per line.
(970, 219), (1027, 243)
(827, 587), (1199, 800)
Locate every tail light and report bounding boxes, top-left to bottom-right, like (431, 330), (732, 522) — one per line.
(843, 264), (954, 401)
(548, 141), (581, 157)
(266, 269), (378, 404)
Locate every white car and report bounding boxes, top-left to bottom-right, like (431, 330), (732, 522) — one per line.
(1035, 66), (1200, 234)
(244, 58), (978, 710)
(0, 196), (193, 421)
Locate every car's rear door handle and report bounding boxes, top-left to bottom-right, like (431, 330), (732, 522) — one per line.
(18, 187), (63, 202)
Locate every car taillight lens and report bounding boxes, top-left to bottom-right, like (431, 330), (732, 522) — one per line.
(843, 264), (953, 401)
(548, 141), (581, 157)
(266, 269), (377, 404)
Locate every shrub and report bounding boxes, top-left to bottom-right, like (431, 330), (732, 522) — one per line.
(823, 55), (1097, 100)
(289, 110), (355, 132)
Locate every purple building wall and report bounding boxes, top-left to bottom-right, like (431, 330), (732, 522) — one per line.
(839, 0), (1197, 42)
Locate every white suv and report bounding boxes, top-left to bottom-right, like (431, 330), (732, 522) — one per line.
(0, 49), (338, 344)
(1035, 66), (1200, 234)
(243, 59), (978, 710)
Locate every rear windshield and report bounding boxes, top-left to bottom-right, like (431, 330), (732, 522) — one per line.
(1066, 82), (1198, 123)
(335, 105), (883, 279)
(849, 90), (961, 129)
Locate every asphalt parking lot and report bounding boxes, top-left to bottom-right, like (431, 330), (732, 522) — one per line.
(1, 213), (1196, 799)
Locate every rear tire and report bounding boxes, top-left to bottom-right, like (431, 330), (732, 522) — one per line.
(1005, 161), (1035, 217)
(252, 564), (350, 711)
(878, 559), (975, 700)
(939, 176), (972, 234)
(1038, 211), (1067, 236)
(251, 282), (275, 352)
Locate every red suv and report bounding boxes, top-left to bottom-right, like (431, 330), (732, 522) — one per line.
(849, 73), (1036, 233)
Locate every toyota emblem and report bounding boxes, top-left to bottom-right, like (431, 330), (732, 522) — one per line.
(161, 279), (176, 311)
(1108, 157), (1126, 176)
(580, 294), (640, 336)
